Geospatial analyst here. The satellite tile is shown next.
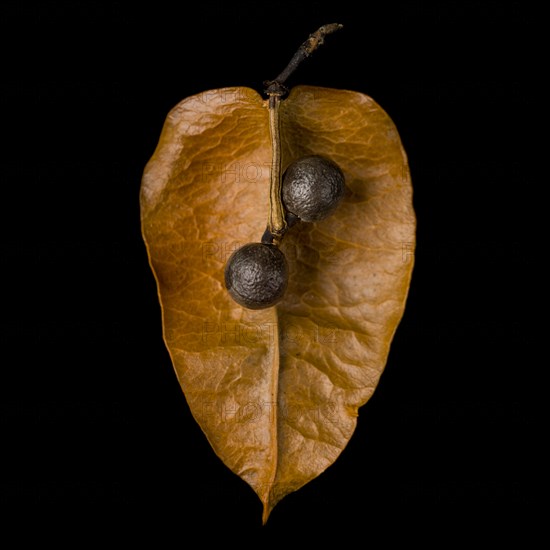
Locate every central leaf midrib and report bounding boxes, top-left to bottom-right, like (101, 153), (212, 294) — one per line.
(261, 306), (280, 523)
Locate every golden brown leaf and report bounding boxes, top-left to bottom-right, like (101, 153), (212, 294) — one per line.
(140, 85), (415, 522)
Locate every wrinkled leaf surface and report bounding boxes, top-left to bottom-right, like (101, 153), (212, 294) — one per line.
(140, 85), (415, 521)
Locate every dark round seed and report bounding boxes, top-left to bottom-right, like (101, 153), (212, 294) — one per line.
(282, 155), (345, 222)
(224, 243), (288, 309)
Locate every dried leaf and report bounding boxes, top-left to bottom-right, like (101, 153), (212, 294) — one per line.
(140, 85), (415, 522)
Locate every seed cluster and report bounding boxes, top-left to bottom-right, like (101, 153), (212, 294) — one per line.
(225, 155), (345, 309)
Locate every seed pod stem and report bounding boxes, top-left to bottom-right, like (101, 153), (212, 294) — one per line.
(267, 94), (286, 238)
(264, 23), (343, 96)
(264, 23), (343, 243)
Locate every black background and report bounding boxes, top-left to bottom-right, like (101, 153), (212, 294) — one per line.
(6, 0), (538, 541)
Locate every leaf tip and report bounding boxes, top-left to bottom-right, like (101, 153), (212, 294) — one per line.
(262, 502), (272, 525)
